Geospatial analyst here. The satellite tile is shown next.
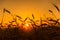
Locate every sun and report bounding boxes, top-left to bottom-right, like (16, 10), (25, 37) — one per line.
(25, 23), (29, 27)
(20, 22), (33, 32)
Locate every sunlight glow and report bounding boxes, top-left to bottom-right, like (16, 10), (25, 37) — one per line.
(21, 22), (33, 32)
(25, 23), (29, 27)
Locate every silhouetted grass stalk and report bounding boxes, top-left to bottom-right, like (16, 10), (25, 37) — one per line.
(1, 13), (4, 27)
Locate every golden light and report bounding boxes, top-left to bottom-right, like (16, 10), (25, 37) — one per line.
(23, 23), (30, 30)
(20, 22), (33, 32)
(25, 23), (29, 27)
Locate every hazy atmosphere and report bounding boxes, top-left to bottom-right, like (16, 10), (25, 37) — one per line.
(0, 0), (60, 23)
(0, 0), (60, 40)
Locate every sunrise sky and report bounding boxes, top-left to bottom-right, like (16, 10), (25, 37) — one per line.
(0, 0), (60, 23)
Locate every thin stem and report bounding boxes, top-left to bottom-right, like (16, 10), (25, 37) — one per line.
(1, 13), (4, 26)
(10, 14), (18, 26)
(52, 13), (57, 20)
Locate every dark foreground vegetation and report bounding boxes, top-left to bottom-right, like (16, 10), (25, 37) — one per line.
(0, 25), (60, 40)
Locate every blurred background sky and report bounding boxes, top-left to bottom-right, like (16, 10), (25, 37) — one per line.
(0, 0), (60, 23)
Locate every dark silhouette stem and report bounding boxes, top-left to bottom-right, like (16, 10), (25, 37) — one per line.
(10, 14), (18, 26)
(1, 13), (4, 26)
(52, 13), (57, 20)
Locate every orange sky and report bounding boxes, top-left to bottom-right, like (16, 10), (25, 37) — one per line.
(0, 0), (60, 23)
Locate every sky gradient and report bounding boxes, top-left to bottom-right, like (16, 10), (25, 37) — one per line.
(0, 0), (60, 23)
